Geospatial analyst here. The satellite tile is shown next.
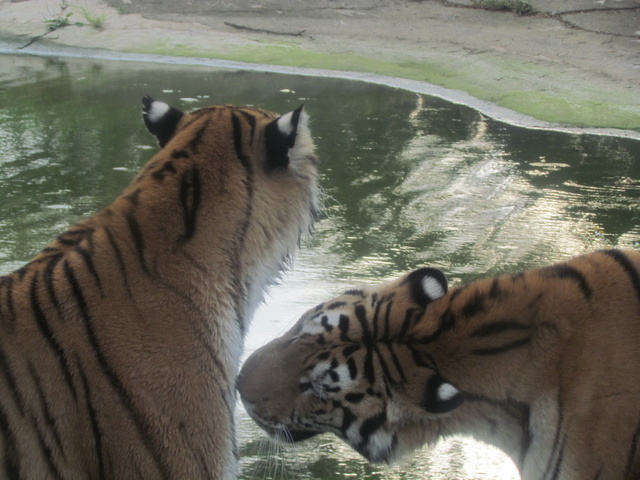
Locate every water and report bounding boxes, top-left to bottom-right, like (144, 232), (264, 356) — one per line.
(1, 52), (640, 479)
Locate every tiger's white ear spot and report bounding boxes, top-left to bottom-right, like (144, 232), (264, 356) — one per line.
(437, 382), (460, 401)
(423, 375), (464, 414)
(422, 276), (446, 301)
(287, 109), (314, 165)
(146, 101), (170, 123)
(277, 110), (296, 136)
(407, 268), (448, 307)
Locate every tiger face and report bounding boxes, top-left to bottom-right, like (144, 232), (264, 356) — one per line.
(237, 268), (463, 463)
(238, 250), (640, 479)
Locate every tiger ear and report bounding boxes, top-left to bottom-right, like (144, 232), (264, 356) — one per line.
(142, 96), (184, 148)
(406, 268), (448, 308)
(422, 374), (464, 414)
(265, 105), (314, 170)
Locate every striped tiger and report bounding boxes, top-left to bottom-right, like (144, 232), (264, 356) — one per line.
(0, 97), (319, 479)
(238, 249), (640, 480)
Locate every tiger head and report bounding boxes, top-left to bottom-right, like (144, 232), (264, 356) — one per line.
(237, 268), (465, 463)
(133, 97), (319, 323)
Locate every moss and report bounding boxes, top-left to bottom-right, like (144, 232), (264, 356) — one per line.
(498, 92), (640, 130)
(129, 41), (640, 132)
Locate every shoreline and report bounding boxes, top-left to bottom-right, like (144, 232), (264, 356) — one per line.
(2, 37), (639, 141)
(1, 0), (639, 138)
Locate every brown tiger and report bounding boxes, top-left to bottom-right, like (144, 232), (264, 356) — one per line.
(238, 249), (640, 480)
(0, 96), (319, 479)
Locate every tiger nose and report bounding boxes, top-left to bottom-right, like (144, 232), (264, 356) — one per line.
(237, 348), (269, 405)
(237, 337), (306, 411)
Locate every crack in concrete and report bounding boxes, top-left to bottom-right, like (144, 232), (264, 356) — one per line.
(439, 1), (639, 39)
(555, 5), (640, 15)
(554, 6), (640, 39)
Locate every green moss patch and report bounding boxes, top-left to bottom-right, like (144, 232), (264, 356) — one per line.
(130, 41), (640, 132)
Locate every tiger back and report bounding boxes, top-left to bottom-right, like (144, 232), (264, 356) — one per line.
(238, 249), (640, 480)
(0, 97), (319, 479)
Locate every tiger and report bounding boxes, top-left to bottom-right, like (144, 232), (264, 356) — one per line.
(0, 96), (319, 479)
(238, 249), (640, 480)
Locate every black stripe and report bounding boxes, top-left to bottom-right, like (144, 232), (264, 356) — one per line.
(407, 344), (437, 370)
(231, 112), (245, 160)
(541, 399), (565, 480)
(602, 249), (640, 303)
(470, 320), (532, 338)
(398, 306), (415, 339)
(103, 226), (132, 297)
(28, 363), (64, 454)
(371, 297), (382, 340)
(57, 229), (88, 247)
(0, 403), (21, 479)
(489, 277), (504, 299)
(1, 276), (16, 332)
(179, 167), (202, 241)
(42, 252), (64, 316)
(543, 263), (592, 300)
(320, 315), (334, 332)
(0, 343), (26, 416)
(187, 119), (210, 154)
(354, 305), (373, 345)
(125, 212), (149, 275)
(382, 301), (393, 339)
(342, 344), (360, 357)
(461, 291), (486, 317)
(359, 411), (387, 446)
(63, 261), (169, 479)
(237, 109), (257, 144)
(471, 336), (532, 356)
(372, 345), (395, 385)
(152, 160), (178, 181)
(171, 150), (189, 159)
(370, 293), (378, 308)
(343, 289), (365, 298)
(77, 363), (105, 480)
(363, 347), (375, 385)
(327, 301), (347, 310)
(124, 189), (142, 206)
(340, 406), (357, 433)
(625, 417), (640, 479)
(73, 244), (103, 297)
(346, 357), (358, 380)
(31, 414), (64, 480)
(345, 392), (365, 403)
(29, 275), (78, 401)
(518, 406), (532, 470)
(384, 342), (407, 383)
(547, 435), (567, 480)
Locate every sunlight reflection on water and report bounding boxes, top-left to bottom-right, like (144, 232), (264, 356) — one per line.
(1, 52), (640, 480)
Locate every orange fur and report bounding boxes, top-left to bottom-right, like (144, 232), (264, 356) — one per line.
(0, 100), (319, 479)
(239, 250), (640, 480)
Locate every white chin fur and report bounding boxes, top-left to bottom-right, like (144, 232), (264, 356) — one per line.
(147, 101), (170, 123)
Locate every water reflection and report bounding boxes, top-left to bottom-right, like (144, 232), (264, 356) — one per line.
(1, 52), (639, 480)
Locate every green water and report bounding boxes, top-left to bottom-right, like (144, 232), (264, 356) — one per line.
(1, 52), (640, 479)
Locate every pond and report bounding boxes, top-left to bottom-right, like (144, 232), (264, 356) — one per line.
(1, 52), (640, 479)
